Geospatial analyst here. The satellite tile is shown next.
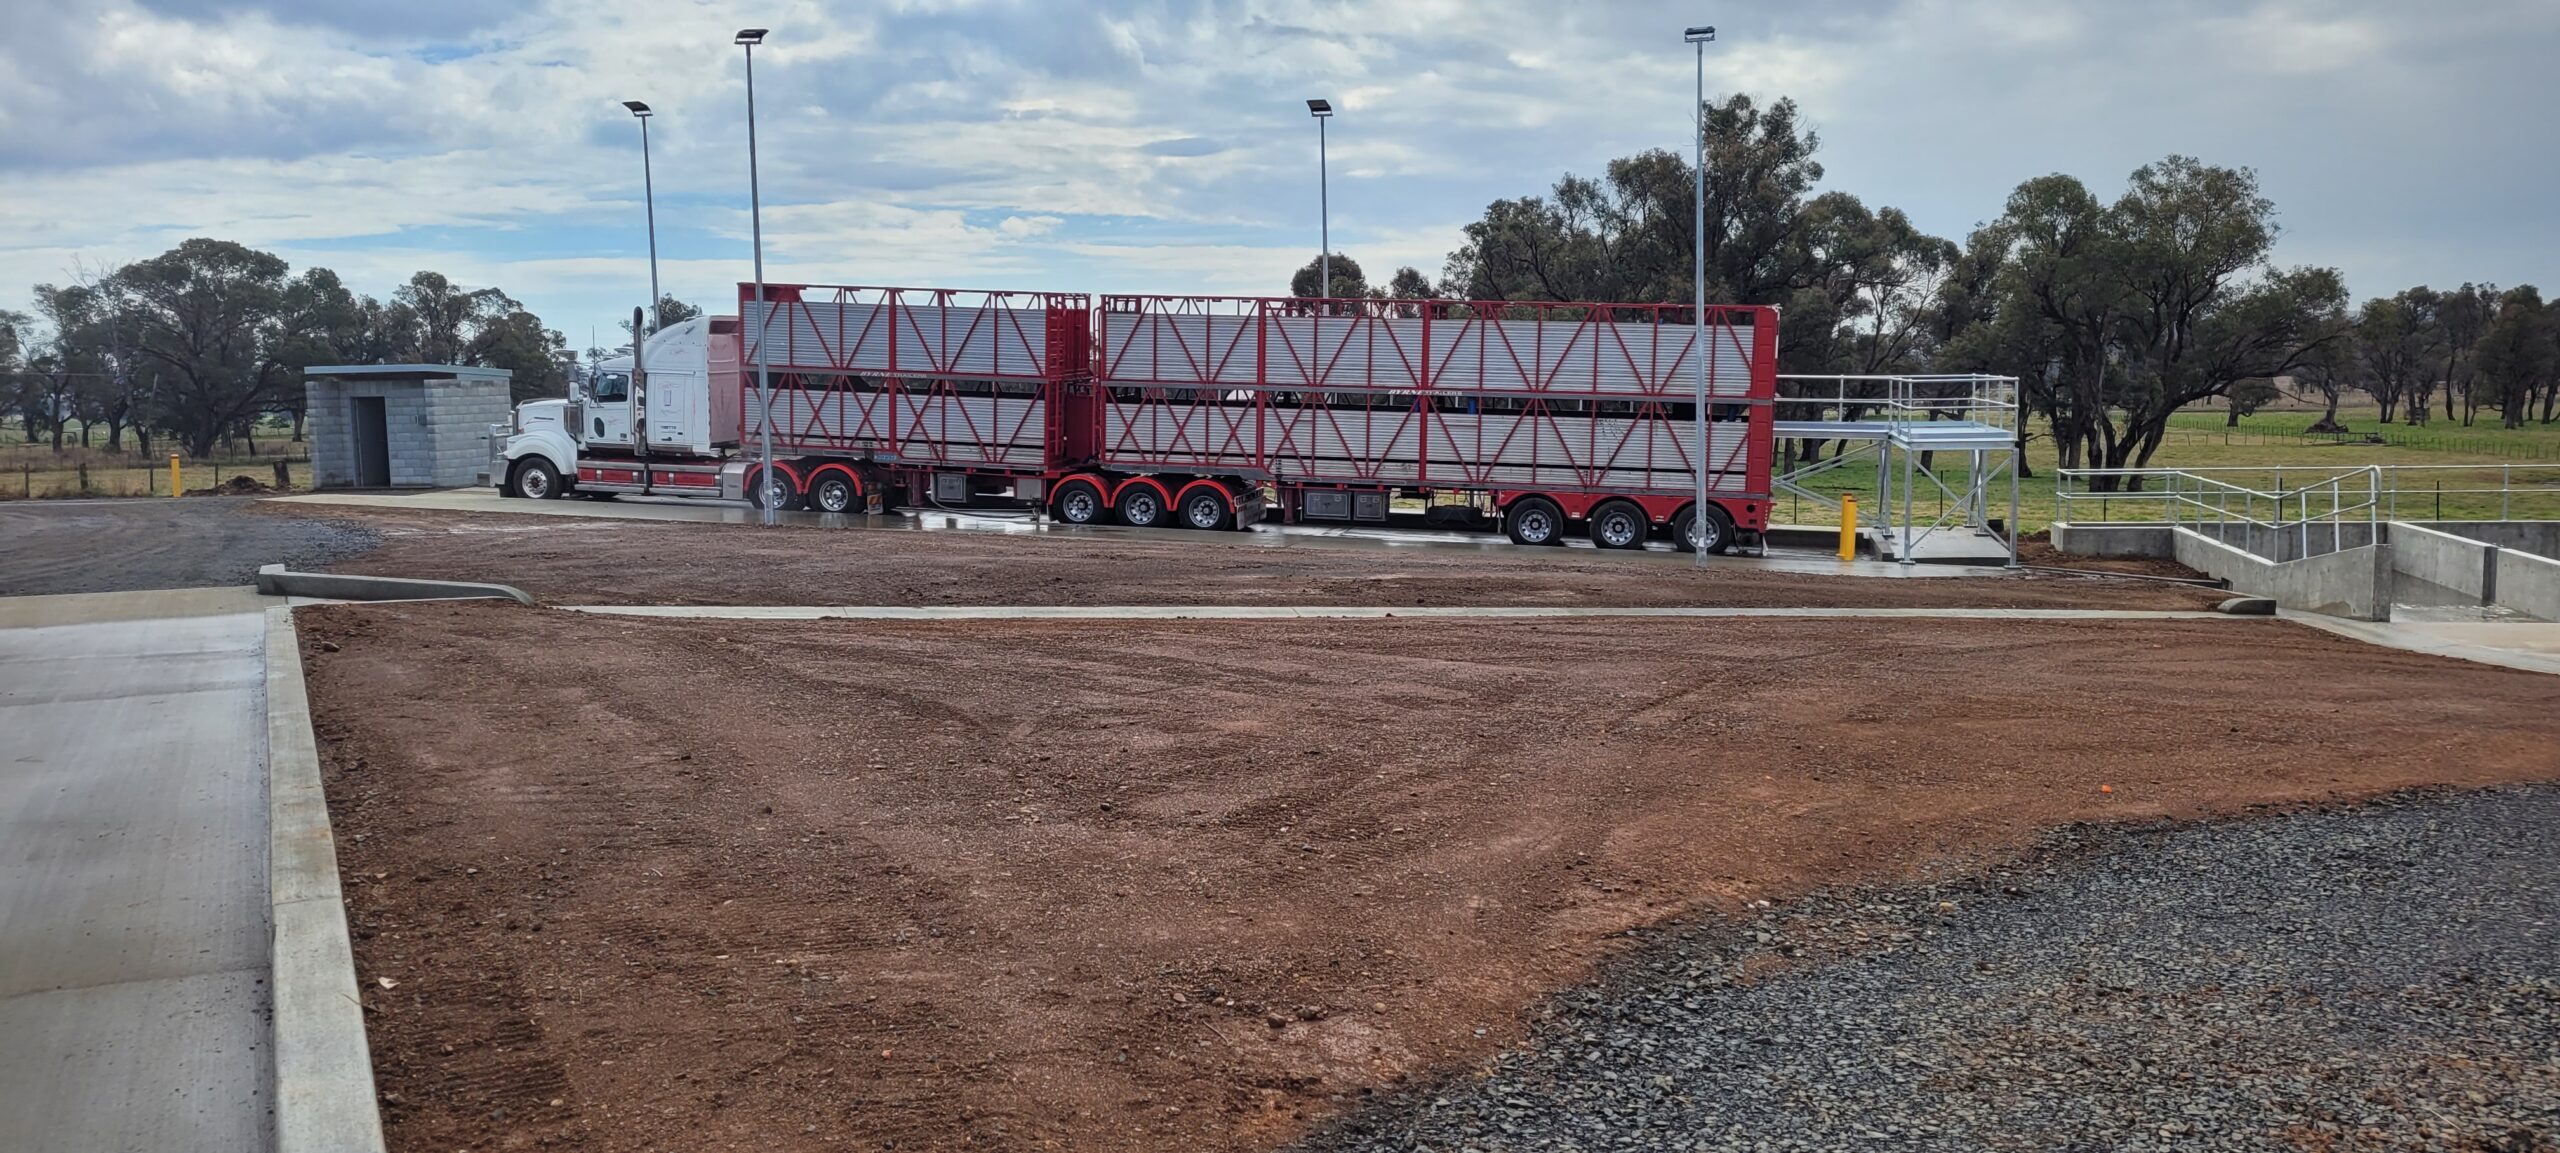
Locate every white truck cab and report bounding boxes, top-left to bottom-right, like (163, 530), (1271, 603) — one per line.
(495, 315), (742, 500)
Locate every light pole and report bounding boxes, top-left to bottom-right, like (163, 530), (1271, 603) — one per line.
(1307, 98), (1333, 300)
(1684, 24), (1715, 567)
(623, 101), (663, 336)
(736, 27), (775, 525)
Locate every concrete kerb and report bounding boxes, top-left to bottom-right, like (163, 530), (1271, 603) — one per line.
(563, 604), (2244, 622)
(264, 605), (390, 1153)
(258, 563), (533, 605)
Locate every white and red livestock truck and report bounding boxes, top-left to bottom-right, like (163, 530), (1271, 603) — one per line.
(495, 284), (1776, 552)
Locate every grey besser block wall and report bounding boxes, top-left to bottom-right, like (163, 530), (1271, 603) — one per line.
(306, 377), (507, 488)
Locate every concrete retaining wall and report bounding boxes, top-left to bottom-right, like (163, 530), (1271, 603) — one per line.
(2048, 522), (2172, 559)
(2496, 548), (2560, 621)
(2170, 528), (2393, 621)
(2389, 522), (2500, 601)
(2417, 521), (2560, 560)
(2050, 520), (2384, 563)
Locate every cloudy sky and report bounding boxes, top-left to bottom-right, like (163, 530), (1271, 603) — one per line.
(3, 0), (2555, 347)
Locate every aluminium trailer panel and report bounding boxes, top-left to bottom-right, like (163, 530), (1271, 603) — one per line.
(1091, 295), (1776, 523)
(1096, 296), (1760, 399)
(736, 284), (1098, 477)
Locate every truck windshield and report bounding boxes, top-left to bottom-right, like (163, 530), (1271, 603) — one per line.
(591, 372), (630, 402)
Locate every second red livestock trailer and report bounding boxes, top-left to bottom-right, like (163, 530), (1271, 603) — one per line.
(721, 283), (1772, 551)
(1059, 294), (1776, 552)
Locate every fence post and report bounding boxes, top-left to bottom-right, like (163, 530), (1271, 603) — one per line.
(2503, 465), (2512, 519)
(77, 462), (89, 496)
(274, 460), (291, 491)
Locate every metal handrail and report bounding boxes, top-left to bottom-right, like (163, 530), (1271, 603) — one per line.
(2058, 466), (2385, 560)
(2059, 463), (2560, 524)
(1773, 374), (2019, 435)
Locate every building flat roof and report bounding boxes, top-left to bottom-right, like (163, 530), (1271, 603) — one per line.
(303, 363), (514, 382)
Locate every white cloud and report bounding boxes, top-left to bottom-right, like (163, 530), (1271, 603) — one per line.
(1, 0), (2557, 344)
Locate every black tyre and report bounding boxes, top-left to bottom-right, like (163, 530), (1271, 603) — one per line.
(748, 468), (801, 510)
(1503, 497), (1565, 546)
(1178, 486), (1234, 531)
(1673, 503), (1735, 555)
(1116, 484), (1169, 528)
(1586, 501), (1647, 550)
(811, 472), (859, 513)
(1052, 479), (1106, 525)
(509, 457), (563, 500)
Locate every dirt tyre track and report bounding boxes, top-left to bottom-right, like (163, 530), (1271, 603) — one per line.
(0, 499), (380, 596)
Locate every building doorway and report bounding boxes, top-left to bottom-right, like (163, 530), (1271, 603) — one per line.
(350, 396), (390, 487)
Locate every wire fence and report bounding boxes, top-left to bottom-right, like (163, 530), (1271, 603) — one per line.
(1, 450), (313, 500)
(2160, 421), (2560, 460)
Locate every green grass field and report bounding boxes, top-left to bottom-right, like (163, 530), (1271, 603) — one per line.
(1775, 404), (2560, 531)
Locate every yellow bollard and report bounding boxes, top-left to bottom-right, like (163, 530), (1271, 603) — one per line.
(1838, 494), (1859, 561)
(169, 454), (182, 497)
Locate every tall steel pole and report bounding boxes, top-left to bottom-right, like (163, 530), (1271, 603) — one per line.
(738, 29), (774, 525)
(626, 102), (662, 334)
(1685, 26), (1715, 566)
(1308, 99), (1334, 300)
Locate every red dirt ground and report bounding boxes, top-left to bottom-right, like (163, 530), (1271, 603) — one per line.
(301, 603), (2560, 1152)
(281, 503), (2224, 610)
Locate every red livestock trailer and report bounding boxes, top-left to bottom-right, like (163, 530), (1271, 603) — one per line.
(726, 284), (1773, 552)
(1059, 294), (1776, 552)
(736, 283), (1095, 513)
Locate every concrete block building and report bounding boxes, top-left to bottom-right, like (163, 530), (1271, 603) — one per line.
(303, 364), (513, 489)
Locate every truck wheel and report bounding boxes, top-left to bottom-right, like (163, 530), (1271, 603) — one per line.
(1179, 487), (1234, 531)
(811, 474), (858, 513)
(1673, 503), (1735, 555)
(510, 458), (562, 500)
(749, 468), (801, 511)
(1052, 480), (1106, 525)
(1503, 497), (1564, 546)
(1587, 501), (1647, 550)
(1116, 485), (1168, 529)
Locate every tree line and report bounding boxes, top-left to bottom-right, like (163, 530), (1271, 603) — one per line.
(0, 238), (573, 459)
(1292, 95), (2557, 484)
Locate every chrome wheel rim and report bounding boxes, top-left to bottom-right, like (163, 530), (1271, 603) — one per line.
(1128, 495), (1160, 525)
(817, 480), (851, 512)
(1518, 509), (1553, 542)
(520, 467), (550, 499)
(1599, 511), (1639, 547)
(1062, 490), (1098, 522)
(1186, 496), (1222, 528)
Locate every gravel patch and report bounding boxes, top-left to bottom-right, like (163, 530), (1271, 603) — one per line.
(0, 499), (379, 596)
(1299, 787), (2560, 1152)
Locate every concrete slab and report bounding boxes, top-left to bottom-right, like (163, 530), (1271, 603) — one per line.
(268, 488), (2019, 579)
(0, 599), (273, 1153)
(0, 585), (270, 629)
(2283, 613), (2560, 677)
